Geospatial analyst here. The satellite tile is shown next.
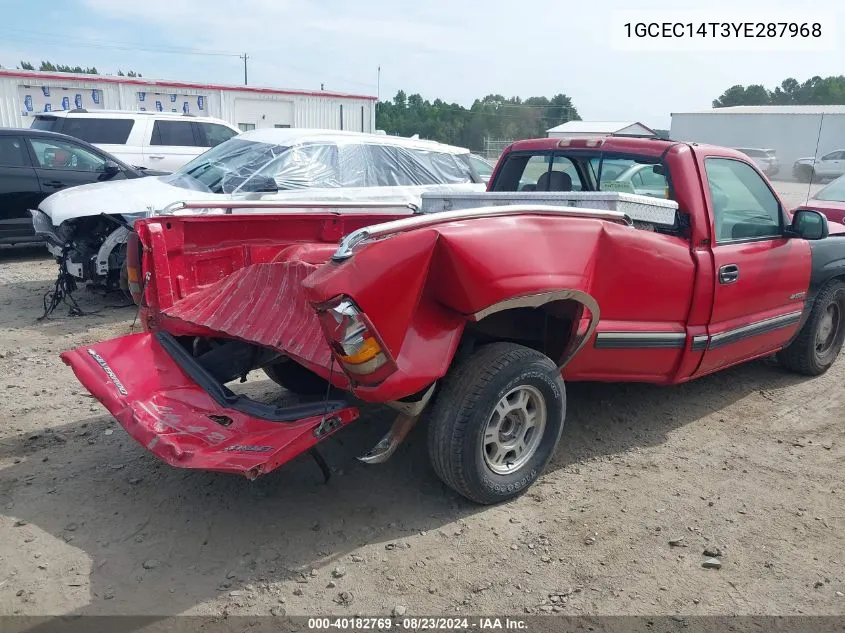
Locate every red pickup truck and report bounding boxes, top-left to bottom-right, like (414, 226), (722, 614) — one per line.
(62, 136), (845, 504)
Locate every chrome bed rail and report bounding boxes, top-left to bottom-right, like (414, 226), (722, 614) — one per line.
(158, 200), (419, 216)
(332, 204), (632, 261)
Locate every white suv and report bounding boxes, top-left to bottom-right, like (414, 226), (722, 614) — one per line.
(29, 109), (240, 172)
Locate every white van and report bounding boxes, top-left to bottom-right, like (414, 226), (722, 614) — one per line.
(29, 109), (241, 172)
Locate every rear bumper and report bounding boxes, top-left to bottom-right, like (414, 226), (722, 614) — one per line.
(60, 331), (359, 478)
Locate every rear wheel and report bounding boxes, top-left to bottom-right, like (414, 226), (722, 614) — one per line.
(796, 165), (815, 183)
(263, 358), (329, 396)
(778, 280), (845, 376)
(426, 342), (566, 505)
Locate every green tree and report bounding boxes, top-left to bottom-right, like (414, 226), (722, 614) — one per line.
(714, 75), (845, 107)
(19, 61), (141, 76)
(376, 90), (580, 151)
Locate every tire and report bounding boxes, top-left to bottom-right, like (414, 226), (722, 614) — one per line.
(263, 358), (329, 396)
(795, 166), (814, 183)
(778, 280), (845, 376)
(426, 342), (566, 505)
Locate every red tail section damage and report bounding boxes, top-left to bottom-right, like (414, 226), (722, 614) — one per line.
(60, 332), (358, 478)
(161, 260), (333, 371)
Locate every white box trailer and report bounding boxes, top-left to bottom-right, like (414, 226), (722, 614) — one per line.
(0, 69), (376, 133)
(670, 106), (845, 179)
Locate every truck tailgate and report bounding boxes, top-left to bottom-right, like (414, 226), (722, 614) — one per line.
(160, 260), (332, 370)
(61, 332), (358, 478)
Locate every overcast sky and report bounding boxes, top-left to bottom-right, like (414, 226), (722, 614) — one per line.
(1, 0), (842, 129)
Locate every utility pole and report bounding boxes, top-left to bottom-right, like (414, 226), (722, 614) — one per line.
(239, 53), (249, 86)
(377, 65), (381, 102)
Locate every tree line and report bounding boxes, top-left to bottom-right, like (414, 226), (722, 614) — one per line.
(18, 60), (142, 77)
(376, 90), (580, 152)
(713, 75), (845, 107)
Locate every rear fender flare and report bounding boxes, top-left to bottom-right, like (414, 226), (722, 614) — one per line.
(469, 289), (600, 369)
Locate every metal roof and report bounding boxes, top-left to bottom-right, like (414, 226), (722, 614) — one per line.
(672, 105), (845, 115)
(0, 68), (377, 101)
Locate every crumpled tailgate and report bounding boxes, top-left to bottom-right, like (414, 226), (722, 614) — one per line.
(161, 261), (332, 370)
(60, 332), (358, 478)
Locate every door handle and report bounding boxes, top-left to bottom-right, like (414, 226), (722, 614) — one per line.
(44, 180), (65, 188)
(149, 155), (165, 160)
(719, 264), (739, 284)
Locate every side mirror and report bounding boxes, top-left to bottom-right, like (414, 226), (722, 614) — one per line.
(652, 164), (665, 176)
(790, 209), (829, 240)
(103, 160), (120, 176)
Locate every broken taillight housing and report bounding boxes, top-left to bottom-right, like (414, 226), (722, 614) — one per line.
(316, 297), (396, 385)
(125, 231), (144, 305)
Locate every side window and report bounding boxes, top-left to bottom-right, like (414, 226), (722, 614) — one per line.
(197, 123), (237, 148)
(271, 143), (339, 189)
(29, 138), (107, 172)
(0, 137), (30, 167)
(415, 149), (473, 184)
(470, 155), (493, 180)
(151, 121), (199, 147)
(62, 118), (134, 144)
(705, 158), (782, 243)
(490, 153), (583, 192)
(822, 151), (842, 161)
(508, 154), (550, 191)
(549, 155), (583, 191)
(630, 171), (645, 188)
(363, 145), (429, 187)
(337, 143), (371, 187)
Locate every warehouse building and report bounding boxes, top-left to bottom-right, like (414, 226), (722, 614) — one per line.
(547, 120), (657, 138)
(0, 69), (376, 132)
(670, 105), (845, 179)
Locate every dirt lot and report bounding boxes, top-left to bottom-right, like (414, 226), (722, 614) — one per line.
(1, 182), (844, 619)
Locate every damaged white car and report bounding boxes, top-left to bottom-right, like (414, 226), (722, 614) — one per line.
(30, 128), (487, 294)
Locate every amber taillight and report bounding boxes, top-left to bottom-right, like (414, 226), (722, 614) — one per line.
(126, 231), (144, 305)
(315, 296), (396, 386)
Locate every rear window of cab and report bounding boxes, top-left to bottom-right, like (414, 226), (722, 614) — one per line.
(491, 150), (670, 199)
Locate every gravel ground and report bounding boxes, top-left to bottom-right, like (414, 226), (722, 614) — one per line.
(1, 181), (843, 619)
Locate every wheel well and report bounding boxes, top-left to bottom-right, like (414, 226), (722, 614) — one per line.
(459, 300), (585, 366)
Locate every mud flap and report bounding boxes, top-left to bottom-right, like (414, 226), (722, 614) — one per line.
(60, 332), (358, 478)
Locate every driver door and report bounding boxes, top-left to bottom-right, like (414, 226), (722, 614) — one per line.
(27, 137), (123, 195)
(695, 156), (811, 376)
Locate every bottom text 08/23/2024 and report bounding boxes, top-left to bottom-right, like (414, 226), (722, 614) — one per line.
(306, 617), (529, 630)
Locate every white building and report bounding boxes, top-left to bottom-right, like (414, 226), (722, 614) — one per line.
(0, 69), (376, 133)
(547, 120), (656, 138)
(670, 106), (845, 179)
